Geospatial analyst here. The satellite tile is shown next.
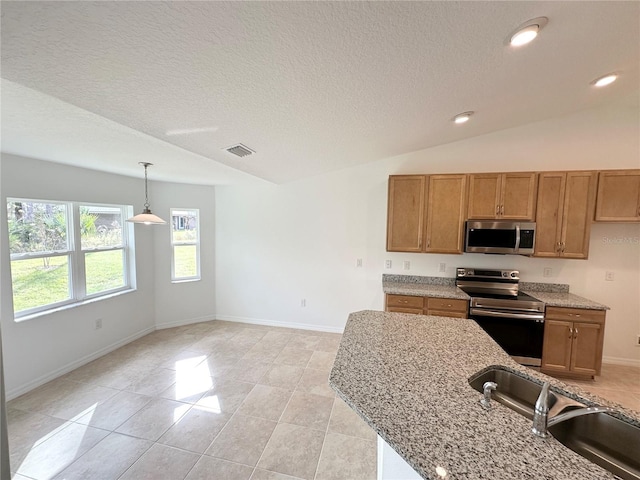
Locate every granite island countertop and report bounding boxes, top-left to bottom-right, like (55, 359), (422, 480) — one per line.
(329, 310), (637, 480)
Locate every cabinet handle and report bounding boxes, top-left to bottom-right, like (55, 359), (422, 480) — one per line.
(561, 242), (566, 253)
(501, 205), (505, 215)
(569, 327), (573, 338)
(574, 327), (579, 338)
(496, 204), (500, 216)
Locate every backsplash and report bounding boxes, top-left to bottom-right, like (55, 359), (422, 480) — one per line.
(519, 282), (569, 293)
(382, 274), (456, 286)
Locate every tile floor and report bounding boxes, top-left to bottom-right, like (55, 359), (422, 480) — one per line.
(7, 321), (376, 480)
(6, 320), (640, 480)
(562, 363), (640, 413)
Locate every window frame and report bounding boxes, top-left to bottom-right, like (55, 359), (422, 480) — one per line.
(7, 198), (135, 320)
(170, 207), (201, 283)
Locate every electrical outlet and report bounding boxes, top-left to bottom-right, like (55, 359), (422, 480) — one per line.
(605, 271), (615, 281)
(385, 260), (392, 269)
(438, 263), (446, 273)
(356, 258), (363, 268)
(95, 318), (102, 330)
(403, 261), (410, 270)
(301, 299), (306, 307)
(543, 268), (552, 278)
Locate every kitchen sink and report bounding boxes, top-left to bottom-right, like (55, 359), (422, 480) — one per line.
(470, 367), (640, 480)
(468, 367), (559, 419)
(548, 410), (640, 480)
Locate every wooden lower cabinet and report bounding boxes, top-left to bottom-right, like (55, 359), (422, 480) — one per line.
(385, 294), (468, 318)
(541, 307), (605, 378)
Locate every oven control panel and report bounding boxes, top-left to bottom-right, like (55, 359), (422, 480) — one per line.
(456, 268), (519, 280)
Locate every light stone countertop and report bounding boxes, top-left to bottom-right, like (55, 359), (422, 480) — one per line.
(329, 310), (638, 480)
(382, 282), (470, 300)
(521, 291), (610, 310)
(382, 276), (609, 310)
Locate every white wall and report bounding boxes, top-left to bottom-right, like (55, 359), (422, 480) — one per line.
(215, 101), (640, 364)
(0, 155), (218, 398)
(152, 181), (216, 329)
(0, 154), (156, 397)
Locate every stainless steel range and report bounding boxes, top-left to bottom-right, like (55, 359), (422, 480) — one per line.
(456, 267), (546, 367)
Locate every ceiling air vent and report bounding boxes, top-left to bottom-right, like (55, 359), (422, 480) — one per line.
(224, 143), (255, 158)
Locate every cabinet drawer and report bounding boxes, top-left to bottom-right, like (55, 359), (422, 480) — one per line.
(545, 307), (605, 324)
(428, 310), (467, 319)
(387, 306), (424, 315)
(426, 297), (468, 313)
(386, 294), (424, 309)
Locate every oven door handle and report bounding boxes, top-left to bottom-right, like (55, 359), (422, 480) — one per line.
(470, 308), (544, 321)
(514, 224), (521, 253)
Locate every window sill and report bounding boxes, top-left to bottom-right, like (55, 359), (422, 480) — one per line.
(171, 278), (201, 284)
(14, 288), (137, 323)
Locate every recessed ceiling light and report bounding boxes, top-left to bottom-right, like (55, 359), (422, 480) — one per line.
(592, 73), (618, 87)
(453, 112), (474, 124)
(508, 17), (548, 47)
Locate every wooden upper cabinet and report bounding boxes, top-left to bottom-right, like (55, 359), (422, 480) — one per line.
(595, 170), (640, 222)
(386, 176), (426, 252)
(535, 172), (597, 259)
(467, 173), (537, 220)
(424, 175), (467, 254)
(386, 174), (467, 254)
(467, 173), (500, 219)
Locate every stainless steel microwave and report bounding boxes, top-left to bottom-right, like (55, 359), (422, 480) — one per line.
(464, 221), (536, 255)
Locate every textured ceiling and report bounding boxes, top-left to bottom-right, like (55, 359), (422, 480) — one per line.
(1, 1), (638, 184)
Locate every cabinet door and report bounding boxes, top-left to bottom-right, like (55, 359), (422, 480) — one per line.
(595, 170), (640, 222)
(535, 173), (565, 257)
(387, 176), (426, 252)
(541, 319), (573, 374)
(570, 322), (604, 376)
(425, 175), (467, 254)
(467, 174), (501, 219)
(501, 173), (538, 220)
(560, 172), (597, 259)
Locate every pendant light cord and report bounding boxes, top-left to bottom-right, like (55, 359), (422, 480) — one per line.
(143, 163), (150, 210)
(139, 161), (153, 213)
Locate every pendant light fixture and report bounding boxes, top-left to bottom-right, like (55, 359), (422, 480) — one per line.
(127, 162), (166, 225)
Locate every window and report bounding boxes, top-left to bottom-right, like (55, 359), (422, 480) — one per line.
(7, 198), (134, 318)
(171, 208), (200, 282)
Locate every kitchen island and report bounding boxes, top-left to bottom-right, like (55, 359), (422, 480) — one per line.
(329, 310), (638, 480)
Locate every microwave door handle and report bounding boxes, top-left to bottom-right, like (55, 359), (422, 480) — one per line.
(514, 224), (521, 253)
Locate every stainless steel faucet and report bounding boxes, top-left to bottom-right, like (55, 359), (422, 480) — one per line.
(532, 381), (617, 438)
(480, 381), (497, 409)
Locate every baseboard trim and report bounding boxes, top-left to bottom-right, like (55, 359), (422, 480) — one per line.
(155, 314), (216, 330)
(215, 314), (344, 334)
(6, 326), (155, 401)
(602, 356), (640, 368)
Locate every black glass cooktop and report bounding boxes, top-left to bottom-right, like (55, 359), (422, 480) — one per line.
(467, 291), (540, 302)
